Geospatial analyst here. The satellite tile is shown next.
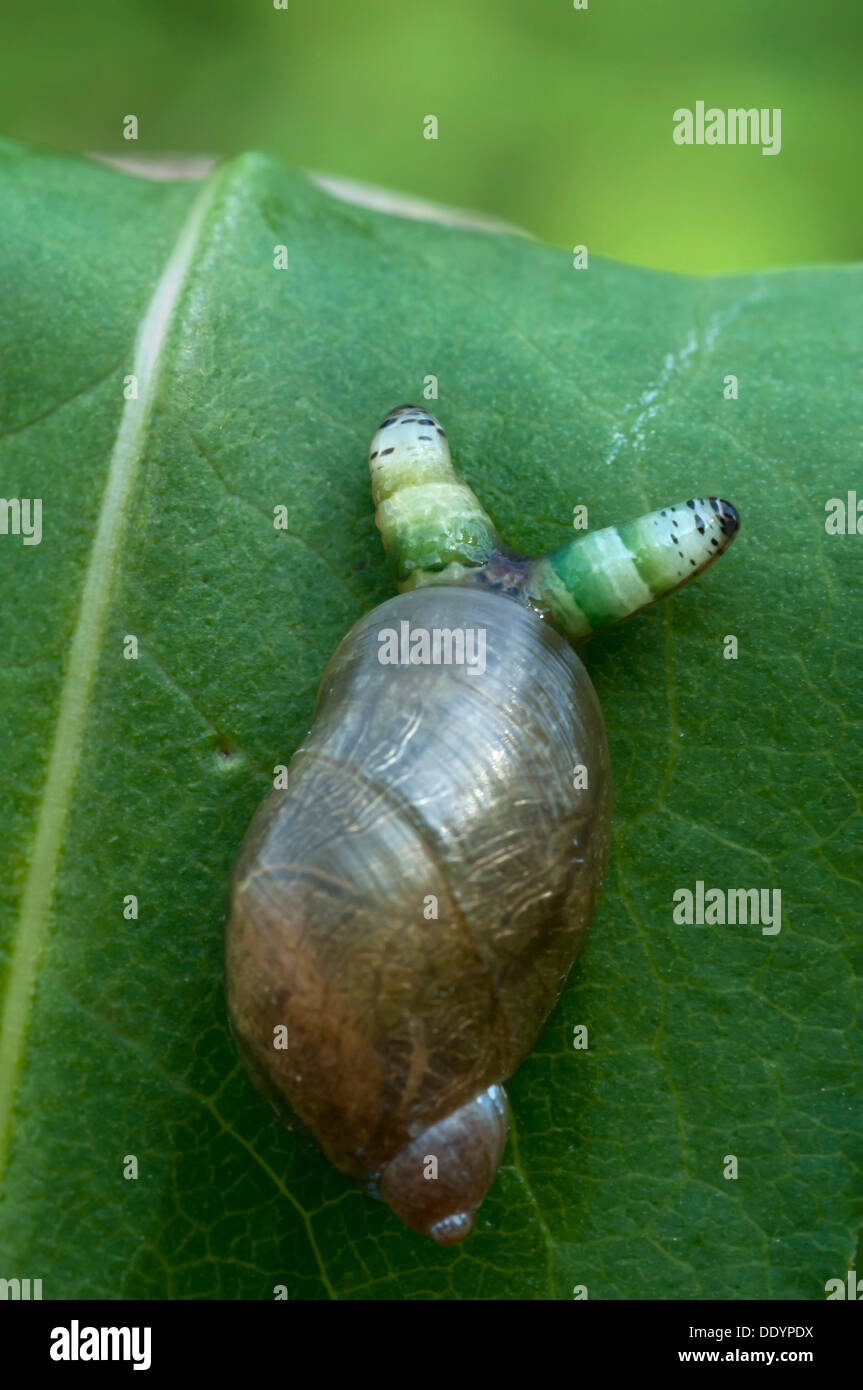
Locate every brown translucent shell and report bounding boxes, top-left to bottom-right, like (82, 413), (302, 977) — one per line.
(226, 585), (611, 1242)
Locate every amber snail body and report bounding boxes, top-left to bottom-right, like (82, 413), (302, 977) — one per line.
(226, 405), (740, 1244)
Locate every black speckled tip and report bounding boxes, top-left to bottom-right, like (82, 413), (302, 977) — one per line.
(708, 498), (741, 538)
(377, 403), (422, 429)
(376, 403), (446, 437)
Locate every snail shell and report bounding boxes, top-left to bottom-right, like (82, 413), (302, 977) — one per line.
(226, 584), (611, 1243)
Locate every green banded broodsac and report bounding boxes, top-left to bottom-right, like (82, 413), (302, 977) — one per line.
(226, 405), (739, 1245)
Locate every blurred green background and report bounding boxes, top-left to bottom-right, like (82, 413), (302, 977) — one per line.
(1, 0), (860, 273)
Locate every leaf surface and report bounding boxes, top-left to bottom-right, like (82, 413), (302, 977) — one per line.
(0, 142), (859, 1299)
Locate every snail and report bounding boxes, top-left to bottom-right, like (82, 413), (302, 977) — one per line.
(225, 405), (739, 1245)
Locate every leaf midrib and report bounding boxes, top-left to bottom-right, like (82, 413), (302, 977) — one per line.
(0, 161), (228, 1179)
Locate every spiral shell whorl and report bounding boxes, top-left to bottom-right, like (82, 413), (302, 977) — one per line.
(378, 1084), (509, 1244)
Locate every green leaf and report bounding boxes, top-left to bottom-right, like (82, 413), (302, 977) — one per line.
(0, 140), (859, 1301)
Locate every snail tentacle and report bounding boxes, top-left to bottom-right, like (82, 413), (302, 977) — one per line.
(370, 405), (740, 642)
(369, 404), (500, 586)
(527, 498), (740, 641)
